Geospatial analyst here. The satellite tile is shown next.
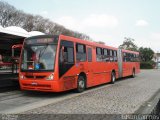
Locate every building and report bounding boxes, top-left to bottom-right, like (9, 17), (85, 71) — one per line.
(0, 26), (44, 56)
(153, 53), (160, 69)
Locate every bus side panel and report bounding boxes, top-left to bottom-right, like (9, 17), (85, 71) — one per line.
(122, 62), (132, 77)
(58, 67), (78, 91)
(122, 62), (139, 77)
(92, 62), (107, 85)
(90, 48), (111, 87)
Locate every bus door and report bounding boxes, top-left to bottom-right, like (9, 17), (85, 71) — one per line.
(86, 46), (93, 87)
(59, 40), (76, 89)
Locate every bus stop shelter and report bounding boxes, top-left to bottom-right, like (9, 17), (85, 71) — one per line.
(0, 26), (44, 87)
(0, 26), (29, 50)
(0, 26), (29, 87)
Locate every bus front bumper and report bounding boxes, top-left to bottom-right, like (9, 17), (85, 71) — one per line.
(20, 80), (62, 92)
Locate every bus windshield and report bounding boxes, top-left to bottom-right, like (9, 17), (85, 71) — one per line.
(21, 44), (57, 71)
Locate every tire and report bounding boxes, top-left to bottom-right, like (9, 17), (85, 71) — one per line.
(131, 69), (135, 78)
(110, 72), (116, 84)
(76, 76), (86, 93)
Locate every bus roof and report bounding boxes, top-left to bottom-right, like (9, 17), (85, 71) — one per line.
(122, 49), (139, 54)
(25, 34), (139, 54)
(59, 34), (118, 50)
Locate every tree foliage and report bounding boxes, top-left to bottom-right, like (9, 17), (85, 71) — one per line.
(0, 1), (90, 40)
(139, 47), (154, 62)
(119, 37), (138, 51)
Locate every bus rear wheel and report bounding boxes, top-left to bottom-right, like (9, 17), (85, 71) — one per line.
(132, 69), (135, 78)
(110, 72), (116, 84)
(76, 76), (86, 93)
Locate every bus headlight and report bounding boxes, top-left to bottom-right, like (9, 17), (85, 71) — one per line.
(20, 74), (25, 79)
(46, 74), (54, 80)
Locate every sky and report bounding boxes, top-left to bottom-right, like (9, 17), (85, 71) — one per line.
(3, 0), (160, 52)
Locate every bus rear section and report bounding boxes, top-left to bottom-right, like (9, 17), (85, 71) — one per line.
(117, 49), (140, 78)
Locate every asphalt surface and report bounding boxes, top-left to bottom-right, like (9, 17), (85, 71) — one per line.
(23, 70), (160, 114)
(0, 70), (160, 116)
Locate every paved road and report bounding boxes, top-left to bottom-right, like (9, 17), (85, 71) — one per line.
(0, 70), (160, 115)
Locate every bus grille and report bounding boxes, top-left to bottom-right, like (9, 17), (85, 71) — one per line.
(25, 76), (46, 79)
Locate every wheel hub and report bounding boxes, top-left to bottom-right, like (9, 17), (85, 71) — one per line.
(79, 80), (84, 88)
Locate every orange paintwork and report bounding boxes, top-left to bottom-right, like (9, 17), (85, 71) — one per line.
(121, 49), (140, 77)
(19, 35), (140, 92)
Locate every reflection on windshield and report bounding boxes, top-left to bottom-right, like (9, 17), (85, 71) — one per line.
(21, 44), (57, 71)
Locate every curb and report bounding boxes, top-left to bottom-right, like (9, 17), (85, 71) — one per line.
(134, 88), (160, 119)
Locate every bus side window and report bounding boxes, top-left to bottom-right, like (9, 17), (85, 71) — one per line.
(133, 54), (136, 62)
(131, 54), (134, 62)
(114, 50), (117, 62)
(126, 53), (129, 62)
(103, 49), (110, 62)
(136, 54), (139, 62)
(123, 52), (127, 62)
(110, 50), (114, 62)
(87, 48), (92, 62)
(60, 46), (74, 63)
(76, 43), (86, 62)
(96, 47), (102, 62)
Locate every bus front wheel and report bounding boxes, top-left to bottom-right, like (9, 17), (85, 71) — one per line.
(76, 76), (86, 93)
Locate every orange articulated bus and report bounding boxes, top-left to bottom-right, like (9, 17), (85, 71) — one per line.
(19, 35), (140, 92)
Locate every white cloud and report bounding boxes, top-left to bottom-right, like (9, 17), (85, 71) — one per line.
(54, 14), (119, 31)
(87, 33), (120, 47)
(151, 32), (160, 40)
(150, 32), (160, 52)
(134, 32), (160, 52)
(54, 16), (82, 31)
(136, 20), (149, 27)
(83, 14), (119, 28)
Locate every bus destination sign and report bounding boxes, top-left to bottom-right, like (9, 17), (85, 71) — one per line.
(25, 38), (54, 44)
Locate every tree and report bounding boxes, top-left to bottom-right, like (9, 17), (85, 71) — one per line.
(119, 37), (138, 51)
(0, 1), (16, 27)
(0, 1), (91, 40)
(139, 47), (154, 62)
